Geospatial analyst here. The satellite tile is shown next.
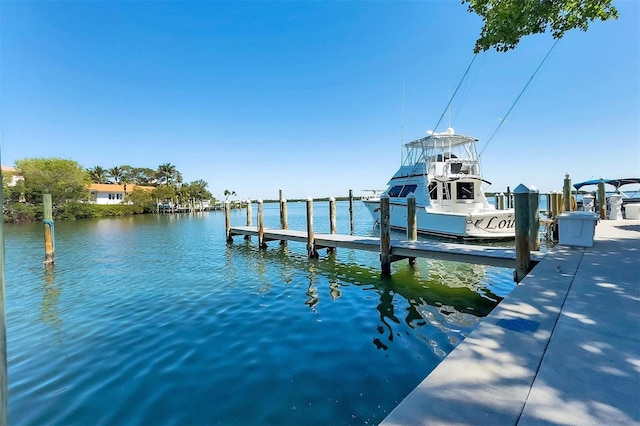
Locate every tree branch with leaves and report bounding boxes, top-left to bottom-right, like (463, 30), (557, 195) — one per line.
(464, 0), (618, 53)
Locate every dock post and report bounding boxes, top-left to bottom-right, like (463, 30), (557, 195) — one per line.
(225, 200), (233, 243)
(597, 177), (606, 219)
(328, 197), (337, 253)
(514, 184), (531, 283)
(563, 173), (572, 212)
(406, 193), (417, 266)
(43, 194), (55, 266)
(528, 186), (540, 251)
(498, 193), (505, 210)
(380, 194), (391, 277)
(506, 186), (511, 208)
(279, 189), (284, 228)
(258, 199), (267, 249)
(280, 197), (288, 246)
(306, 197), (318, 258)
(244, 199), (252, 240)
(349, 189), (354, 235)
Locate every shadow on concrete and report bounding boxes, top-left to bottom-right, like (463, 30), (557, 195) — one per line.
(382, 222), (640, 425)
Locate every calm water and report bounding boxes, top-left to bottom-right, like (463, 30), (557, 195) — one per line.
(5, 201), (515, 425)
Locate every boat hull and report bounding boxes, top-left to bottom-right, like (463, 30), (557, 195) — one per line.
(363, 199), (515, 240)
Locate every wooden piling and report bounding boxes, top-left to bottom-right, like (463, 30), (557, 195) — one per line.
(598, 177), (606, 219)
(258, 199), (267, 249)
(349, 189), (354, 235)
(551, 191), (563, 241)
(328, 197), (337, 253)
(563, 173), (572, 212)
(43, 194), (55, 266)
(380, 194), (391, 276)
(306, 197), (318, 258)
(498, 193), (505, 210)
(514, 184), (531, 283)
(244, 200), (252, 240)
(528, 186), (540, 251)
(407, 193), (417, 266)
(225, 201), (232, 243)
(506, 186), (511, 208)
(279, 189), (284, 227)
(280, 197), (288, 246)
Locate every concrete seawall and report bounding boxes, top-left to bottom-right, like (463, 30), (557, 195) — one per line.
(382, 219), (640, 425)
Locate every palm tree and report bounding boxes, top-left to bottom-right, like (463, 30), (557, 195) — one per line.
(156, 163), (177, 186)
(87, 166), (109, 184)
(224, 189), (236, 201)
(108, 166), (124, 184)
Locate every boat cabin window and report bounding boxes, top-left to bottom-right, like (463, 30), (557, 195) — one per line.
(456, 182), (474, 200)
(428, 182), (451, 199)
(387, 184), (417, 197)
(428, 182), (437, 199)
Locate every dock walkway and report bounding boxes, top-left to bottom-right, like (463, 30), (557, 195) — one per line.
(382, 219), (640, 425)
(228, 225), (544, 269)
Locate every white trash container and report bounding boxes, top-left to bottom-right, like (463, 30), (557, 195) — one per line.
(625, 203), (640, 220)
(557, 212), (599, 247)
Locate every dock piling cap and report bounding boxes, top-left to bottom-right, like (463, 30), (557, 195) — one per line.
(513, 183), (530, 194)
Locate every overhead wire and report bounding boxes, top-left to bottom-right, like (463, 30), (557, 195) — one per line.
(478, 39), (560, 158)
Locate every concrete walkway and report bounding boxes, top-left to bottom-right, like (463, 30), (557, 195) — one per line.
(382, 219), (640, 425)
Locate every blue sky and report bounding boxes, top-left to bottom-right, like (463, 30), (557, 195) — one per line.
(1, 1), (638, 200)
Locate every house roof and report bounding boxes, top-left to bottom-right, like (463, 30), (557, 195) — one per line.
(1, 165), (20, 174)
(88, 183), (155, 193)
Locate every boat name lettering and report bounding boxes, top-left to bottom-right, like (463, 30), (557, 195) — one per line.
(474, 216), (516, 230)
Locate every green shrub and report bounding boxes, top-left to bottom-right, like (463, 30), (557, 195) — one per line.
(3, 203), (40, 223)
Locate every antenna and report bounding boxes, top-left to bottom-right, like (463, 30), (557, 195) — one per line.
(401, 79), (405, 163)
(447, 86), (451, 129)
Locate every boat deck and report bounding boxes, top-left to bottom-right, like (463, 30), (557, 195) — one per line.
(381, 219), (640, 425)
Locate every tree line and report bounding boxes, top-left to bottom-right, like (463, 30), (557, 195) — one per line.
(2, 158), (217, 222)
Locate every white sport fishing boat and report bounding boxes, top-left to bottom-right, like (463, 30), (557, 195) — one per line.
(363, 127), (515, 240)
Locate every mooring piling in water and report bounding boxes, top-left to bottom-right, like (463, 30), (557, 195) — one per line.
(43, 194), (55, 266)
(280, 192), (288, 245)
(258, 199), (267, 249)
(406, 193), (417, 266)
(244, 199), (252, 240)
(225, 200), (232, 243)
(379, 194), (392, 276)
(348, 189), (354, 235)
(328, 197), (337, 253)
(306, 197), (318, 259)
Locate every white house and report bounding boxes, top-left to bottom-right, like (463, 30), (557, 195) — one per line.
(88, 183), (154, 205)
(1, 165), (24, 187)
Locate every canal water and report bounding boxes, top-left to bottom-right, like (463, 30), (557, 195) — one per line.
(5, 201), (515, 425)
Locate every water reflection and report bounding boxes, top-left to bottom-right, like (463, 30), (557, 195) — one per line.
(305, 263), (319, 312)
(41, 266), (62, 330)
(228, 241), (511, 352)
(374, 286), (399, 350)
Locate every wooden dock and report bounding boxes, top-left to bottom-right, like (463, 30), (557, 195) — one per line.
(228, 225), (544, 269)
